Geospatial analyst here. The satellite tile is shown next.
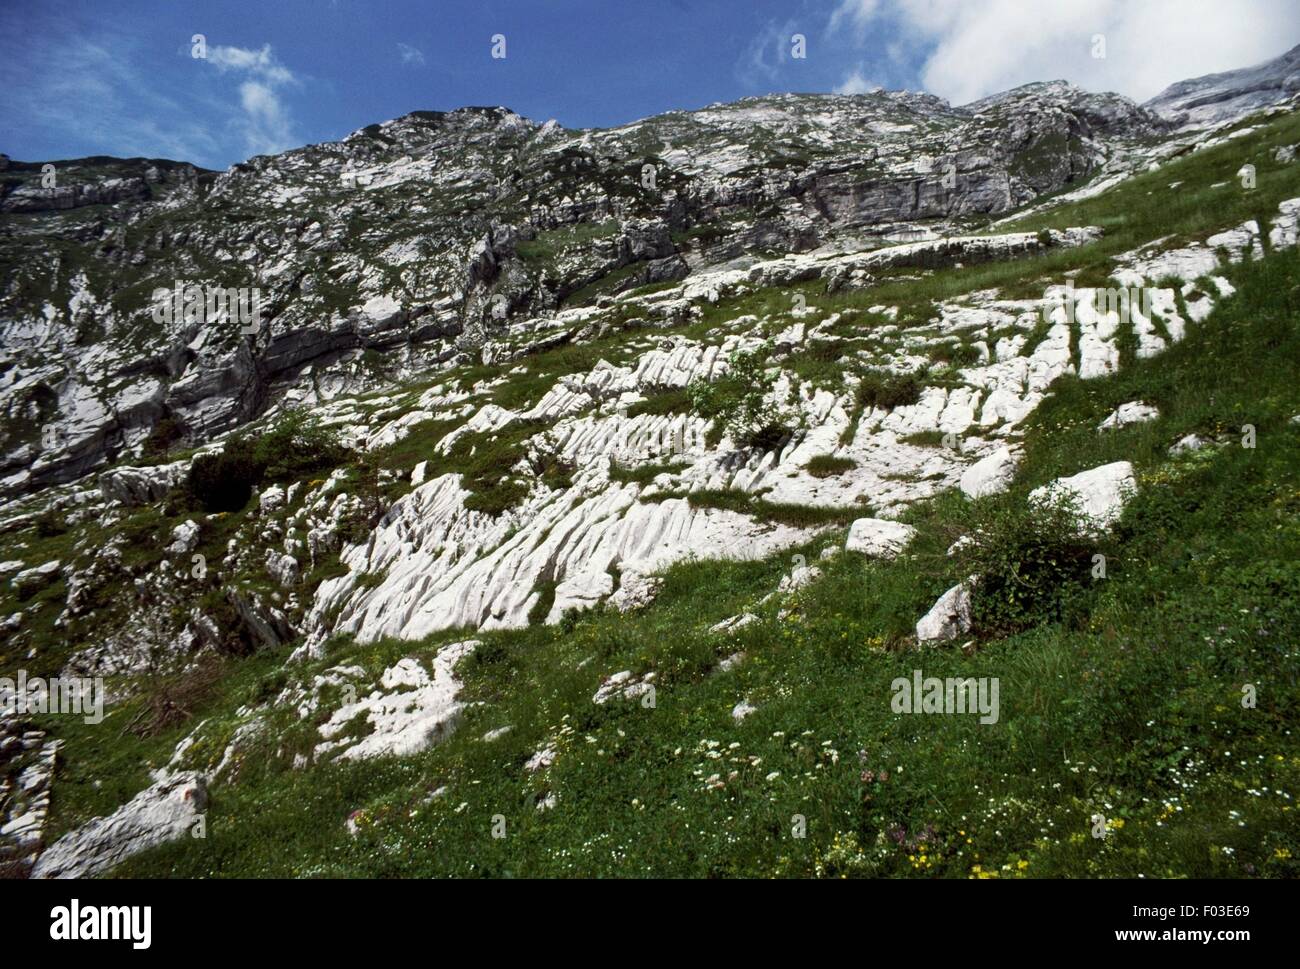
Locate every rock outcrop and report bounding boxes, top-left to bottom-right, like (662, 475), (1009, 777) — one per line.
(32, 771), (207, 879)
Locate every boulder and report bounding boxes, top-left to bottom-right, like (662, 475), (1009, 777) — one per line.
(258, 485), (285, 515)
(1098, 401), (1159, 430)
(1029, 461), (1137, 533)
(166, 520), (201, 555)
(731, 700), (757, 722)
(777, 565), (822, 595)
(960, 446), (1018, 499)
(98, 462), (187, 506)
(315, 641), (479, 761)
(608, 563), (662, 613)
(916, 580), (975, 643)
(266, 550), (300, 588)
(845, 518), (917, 559)
(1170, 433), (1207, 454)
(710, 613), (759, 635)
(32, 771), (207, 879)
(10, 560), (60, 595)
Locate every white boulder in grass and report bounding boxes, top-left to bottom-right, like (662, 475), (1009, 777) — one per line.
(32, 771), (207, 879)
(166, 519), (200, 554)
(10, 560), (60, 594)
(608, 562), (662, 613)
(1097, 401), (1159, 431)
(710, 613), (759, 635)
(1169, 433), (1207, 455)
(1029, 461), (1137, 534)
(777, 565), (822, 595)
(959, 446), (1018, 499)
(732, 699), (758, 722)
(916, 578), (975, 643)
(845, 518), (917, 559)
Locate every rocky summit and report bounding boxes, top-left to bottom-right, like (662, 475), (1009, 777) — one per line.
(2, 42), (1300, 881)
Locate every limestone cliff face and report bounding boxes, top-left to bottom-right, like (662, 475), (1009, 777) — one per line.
(0, 87), (1170, 497)
(1145, 42), (1300, 129)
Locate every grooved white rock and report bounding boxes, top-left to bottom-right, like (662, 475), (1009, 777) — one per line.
(315, 641), (479, 761)
(32, 771), (207, 879)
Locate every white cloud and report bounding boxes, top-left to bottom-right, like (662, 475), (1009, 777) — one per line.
(737, 19), (804, 85)
(208, 44), (297, 86)
(828, 0), (882, 36)
(200, 44), (300, 158)
(238, 81), (296, 157)
(397, 42), (425, 66)
(0, 34), (222, 164)
(827, 0), (1300, 104)
(835, 68), (884, 95)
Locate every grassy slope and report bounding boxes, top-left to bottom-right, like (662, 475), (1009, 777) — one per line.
(19, 108), (1300, 878)
(116, 224), (1300, 882)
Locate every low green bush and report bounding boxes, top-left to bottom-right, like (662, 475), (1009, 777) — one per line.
(953, 492), (1100, 636)
(187, 413), (349, 512)
(688, 343), (790, 449)
(855, 369), (922, 411)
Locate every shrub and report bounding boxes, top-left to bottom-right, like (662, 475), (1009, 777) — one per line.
(688, 343), (789, 450)
(928, 342), (983, 367)
(252, 411), (348, 484)
(188, 440), (260, 513)
(526, 433), (576, 491)
(855, 369), (922, 411)
(34, 510), (68, 537)
(953, 492), (1100, 636)
(441, 423), (547, 517)
(127, 656), (225, 738)
(140, 415), (186, 461)
(806, 455), (856, 478)
(609, 459), (688, 485)
(186, 413), (349, 512)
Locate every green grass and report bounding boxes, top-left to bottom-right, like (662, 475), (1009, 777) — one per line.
(805, 455), (857, 478)
(608, 459), (688, 485)
(645, 488), (864, 528)
(899, 430), (951, 448)
(13, 107), (1300, 881)
(101, 239), (1300, 879)
(623, 387), (692, 419)
(516, 220), (620, 265)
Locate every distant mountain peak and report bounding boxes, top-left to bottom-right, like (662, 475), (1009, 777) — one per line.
(1145, 42), (1300, 128)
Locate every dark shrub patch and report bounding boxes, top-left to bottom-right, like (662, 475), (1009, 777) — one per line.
(856, 369), (922, 411)
(188, 441), (260, 513)
(806, 454), (856, 477)
(186, 413), (348, 512)
(954, 493), (1100, 637)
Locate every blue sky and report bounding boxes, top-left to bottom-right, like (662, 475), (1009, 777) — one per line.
(2, 0), (1296, 170)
